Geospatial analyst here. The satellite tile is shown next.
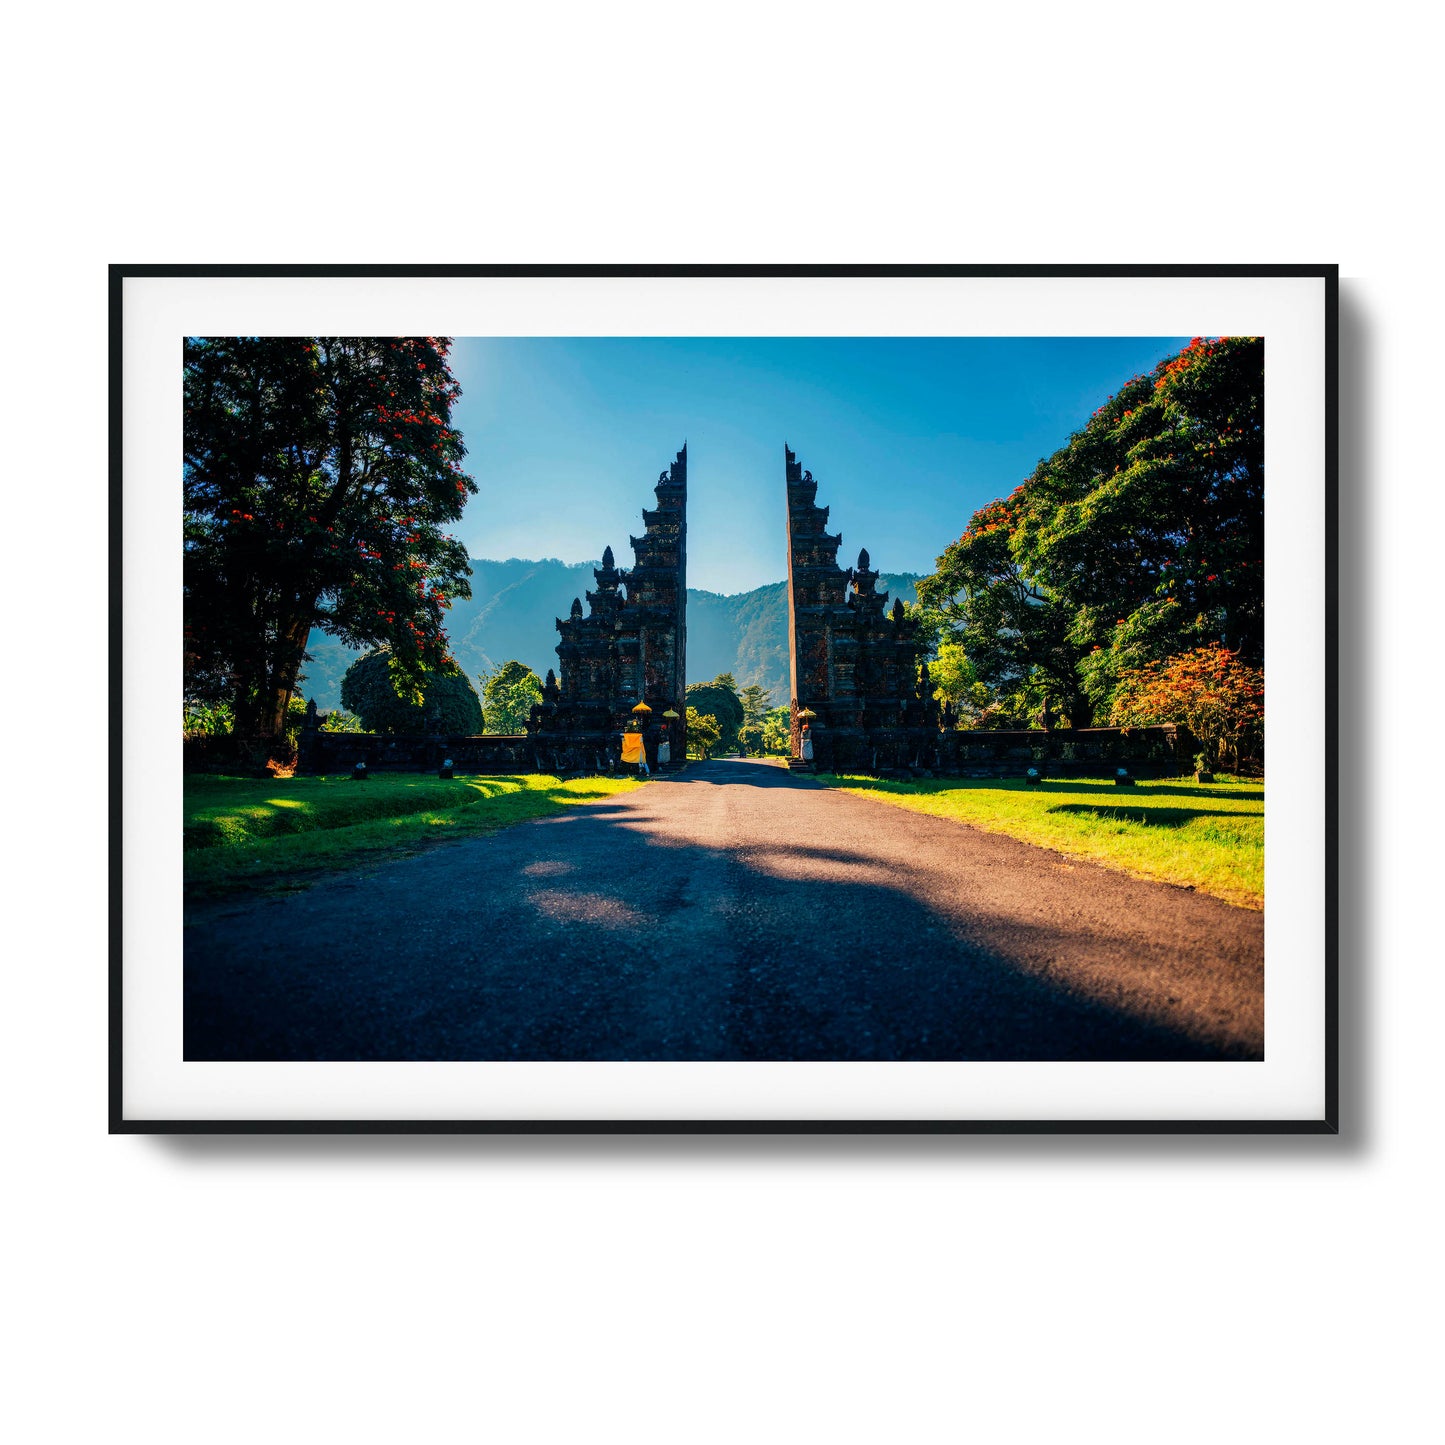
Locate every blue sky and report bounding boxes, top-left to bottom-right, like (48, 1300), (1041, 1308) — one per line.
(448, 336), (1189, 595)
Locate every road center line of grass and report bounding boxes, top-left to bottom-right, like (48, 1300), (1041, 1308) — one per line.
(816, 773), (1263, 909)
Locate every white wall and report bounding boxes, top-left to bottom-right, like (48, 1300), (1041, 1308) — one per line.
(5, 4), (1434, 1441)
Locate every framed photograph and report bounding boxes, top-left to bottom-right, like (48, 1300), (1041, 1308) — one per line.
(113, 265), (1336, 1133)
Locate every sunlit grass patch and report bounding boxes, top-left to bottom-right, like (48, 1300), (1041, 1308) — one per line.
(184, 773), (642, 899)
(818, 774), (1264, 909)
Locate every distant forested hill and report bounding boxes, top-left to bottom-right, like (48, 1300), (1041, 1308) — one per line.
(298, 557), (920, 712)
(686, 573), (920, 703)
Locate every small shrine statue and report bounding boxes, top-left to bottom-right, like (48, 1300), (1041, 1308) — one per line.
(657, 734), (671, 765)
(620, 726), (649, 777)
(800, 725), (814, 763)
(1037, 697), (1054, 733)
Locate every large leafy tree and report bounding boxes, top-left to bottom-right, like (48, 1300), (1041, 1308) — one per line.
(685, 707), (722, 759)
(759, 706), (792, 755)
(918, 336), (1263, 727)
(917, 492), (1095, 725)
(1023, 335), (1263, 709)
(737, 683), (773, 754)
(184, 336), (477, 737)
(685, 675), (744, 753)
(340, 648), (483, 735)
(481, 660), (543, 734)
(926, 640), (990, 723)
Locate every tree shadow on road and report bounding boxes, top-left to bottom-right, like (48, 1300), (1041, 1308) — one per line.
(186, 765), (1264, 1066)
(646, 761), (808, 789)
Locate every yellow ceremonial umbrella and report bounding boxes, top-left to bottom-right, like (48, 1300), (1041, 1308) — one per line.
(632, 701), (652, 715)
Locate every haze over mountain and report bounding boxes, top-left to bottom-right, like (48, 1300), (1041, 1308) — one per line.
(299, 557), (920, 714)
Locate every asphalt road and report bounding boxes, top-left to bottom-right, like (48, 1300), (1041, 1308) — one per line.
(185, 759), (1264, 1061)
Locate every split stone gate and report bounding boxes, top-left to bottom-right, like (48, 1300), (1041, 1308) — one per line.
(526, 440), (941, 774)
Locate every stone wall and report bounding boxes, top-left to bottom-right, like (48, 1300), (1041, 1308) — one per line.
(804, 722), (1189, 779)
(294, 724), (678, 777)
(296, 729), (537, 775)
(185, 721), (588, 779)
(206, 721), (1189, 779)
(946, 725), (1190, 779)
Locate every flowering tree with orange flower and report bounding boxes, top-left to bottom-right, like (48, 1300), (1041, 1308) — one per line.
(184, 337), (477, 737)
(918, 337), (1263, 730)
(1035, 337), (1262, 698)
(1110, 646), (1264, 772)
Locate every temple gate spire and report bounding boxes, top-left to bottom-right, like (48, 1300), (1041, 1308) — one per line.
(531, 445), (688, 769)
(783, 447), (940, 772)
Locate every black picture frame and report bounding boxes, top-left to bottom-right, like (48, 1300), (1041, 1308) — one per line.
(111, 263), (1338, 1135)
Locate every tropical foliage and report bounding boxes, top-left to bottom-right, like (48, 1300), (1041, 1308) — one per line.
(917, 336), (1263, 757)
(184, 335), (477, 737)
(481, 660), (544, 734)
(759, 706), (793, 755)
(925, 640), (990, 724)
(738, 684), (774, 754)
(686, 674), (744, 753)
(183, 699), (235, 738)
(340, 647), (483, 735)
(1110, 646), (1264, 772)
(685, 707), (722, 758)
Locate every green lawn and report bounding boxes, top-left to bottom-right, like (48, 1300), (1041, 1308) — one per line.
(184, 772), (642, 899)
(817, 774), (1264, 909)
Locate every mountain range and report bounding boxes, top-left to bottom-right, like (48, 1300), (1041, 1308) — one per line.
(298, 557), (921, 713)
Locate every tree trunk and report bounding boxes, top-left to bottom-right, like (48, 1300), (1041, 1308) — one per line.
(231, 674), (265, 736)
(1064, 689), (1094, 730)
(258, 609), (316, 738)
